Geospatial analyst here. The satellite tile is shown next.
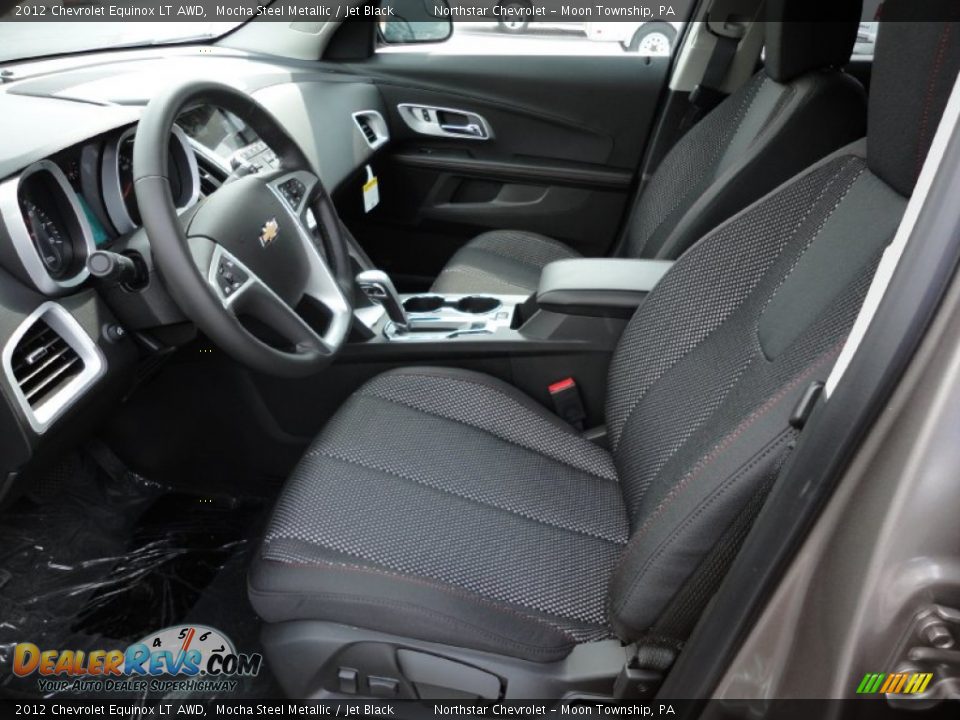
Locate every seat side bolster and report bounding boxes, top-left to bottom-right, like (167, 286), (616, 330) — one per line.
(607, 358), (828, 639)
(249, 545), (584, 663)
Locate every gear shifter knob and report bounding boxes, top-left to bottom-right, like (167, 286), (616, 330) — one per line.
(356, 270), (409, 333)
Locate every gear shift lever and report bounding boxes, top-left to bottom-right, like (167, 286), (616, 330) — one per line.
(356, 270), (409, 333)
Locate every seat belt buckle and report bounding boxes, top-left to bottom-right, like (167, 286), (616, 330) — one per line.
(548, 377), (586, 430)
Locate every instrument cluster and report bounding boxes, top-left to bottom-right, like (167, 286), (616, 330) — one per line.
(0, 123), (202, 296)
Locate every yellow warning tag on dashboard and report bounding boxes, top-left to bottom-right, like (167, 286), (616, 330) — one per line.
(363, 165), (379, 213)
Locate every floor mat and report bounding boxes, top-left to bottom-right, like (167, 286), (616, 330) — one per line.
(0, 452), (274, 699)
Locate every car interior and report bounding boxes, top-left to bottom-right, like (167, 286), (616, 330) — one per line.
(1, 0), (960, 703)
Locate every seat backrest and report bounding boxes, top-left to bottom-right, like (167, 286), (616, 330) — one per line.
(604, 8), (960, 641)
(622, 0), (864, 262)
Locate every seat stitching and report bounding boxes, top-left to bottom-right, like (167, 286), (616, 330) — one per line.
(360, 391), (619, 484)
(259, 553), (600, 640)
(756, 164), (867, 358)
(643, 74), (765, 252)
(617, 431), (795, 621)
(612, 339), (844, 613)
(613, 158), (857, 451)
(358, 386), (618, 483)
(368, 371), (585, 438)
(915, 24), (953, 182)
(250, 580), (581, 654)
(305, 446), (628, 545)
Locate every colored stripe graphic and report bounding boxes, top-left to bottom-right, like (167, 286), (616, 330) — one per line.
(857, 672), (933, 694)
(857, 673), (886, 694)
(904, 673), (933, 694)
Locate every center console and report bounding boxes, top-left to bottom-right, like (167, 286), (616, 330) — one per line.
(388, 293), (521, 341)
(348, 258), (675, 427)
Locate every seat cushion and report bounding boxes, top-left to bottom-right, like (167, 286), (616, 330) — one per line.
(249, 367), (627, 662)
(430, 230), (580, 295)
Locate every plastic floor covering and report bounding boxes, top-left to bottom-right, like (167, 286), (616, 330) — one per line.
(0, 452), (280, 699)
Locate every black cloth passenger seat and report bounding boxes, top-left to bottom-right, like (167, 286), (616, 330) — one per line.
(431, 0), (866, 295)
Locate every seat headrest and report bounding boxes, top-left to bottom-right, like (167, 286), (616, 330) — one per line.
(868, 4), (960, 196)
(764, 0), (862, 83)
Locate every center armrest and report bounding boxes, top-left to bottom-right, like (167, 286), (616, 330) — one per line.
(536, 258), (674, 318)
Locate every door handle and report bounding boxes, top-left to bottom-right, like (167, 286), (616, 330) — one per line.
(398, 104), (492, 140)
(439, 122), (485, 138)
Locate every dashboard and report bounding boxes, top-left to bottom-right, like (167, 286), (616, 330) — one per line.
(0, 109), (263, 295)
(0, 47), (390, 482)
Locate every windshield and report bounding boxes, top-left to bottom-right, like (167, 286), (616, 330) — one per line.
(0, 4), (247, 65)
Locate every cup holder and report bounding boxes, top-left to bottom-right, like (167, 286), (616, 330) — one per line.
(455, 296), (501, 314)
(403, 295), (445, 313)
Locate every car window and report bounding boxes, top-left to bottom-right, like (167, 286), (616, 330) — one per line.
(852, 0), (883, 59)
(378, 17), (688, 58)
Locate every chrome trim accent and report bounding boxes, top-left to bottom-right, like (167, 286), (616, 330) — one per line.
(352, 110), (390, 150)
(206, 244), (258, 309)
(102, 124), (201, 235)
(385, 294), (520, 341)
(0, 160), (95, 295)
(397, 104), (492, 141)
(1, 302), (106, 435)
(268, 171), (351, 330)
(201, 170), (351, 353)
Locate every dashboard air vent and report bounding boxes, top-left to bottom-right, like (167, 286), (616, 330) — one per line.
(356, 116), (378, 145)
(3, 303), (105, 433)
(352, 111), (388, 150)
(10, 318), (83, 410)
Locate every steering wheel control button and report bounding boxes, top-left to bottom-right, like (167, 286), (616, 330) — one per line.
(278, 178), (306, 209)
(216, 257), (248, 297)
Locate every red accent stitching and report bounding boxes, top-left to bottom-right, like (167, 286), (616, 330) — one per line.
(614, 340), (845, 582)
(261, 554), (583, 642)
(915, 24), (953, 182)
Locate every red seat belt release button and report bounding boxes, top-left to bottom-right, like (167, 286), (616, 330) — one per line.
(548, 377), (586, 430)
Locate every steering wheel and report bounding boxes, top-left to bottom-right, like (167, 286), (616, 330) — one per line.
(133, 80), (353, 378)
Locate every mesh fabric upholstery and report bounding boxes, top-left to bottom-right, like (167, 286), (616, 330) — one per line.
(431, 230), (580, 295)
(260, 368), (627, 646)
(622, 73), (770, 258)
(605, 150), (907, 634)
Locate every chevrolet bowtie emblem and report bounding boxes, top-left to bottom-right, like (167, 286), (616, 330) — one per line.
(259, 218), (279, 248)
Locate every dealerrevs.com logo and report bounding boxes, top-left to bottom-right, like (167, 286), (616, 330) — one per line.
(13, 625), (262, 694)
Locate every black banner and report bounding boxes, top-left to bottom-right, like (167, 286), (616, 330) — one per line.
(0, 699), (958, 720)
(0, 0), (958, 24)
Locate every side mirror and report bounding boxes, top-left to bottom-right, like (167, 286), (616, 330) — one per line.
(378, 0), (453, 45)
